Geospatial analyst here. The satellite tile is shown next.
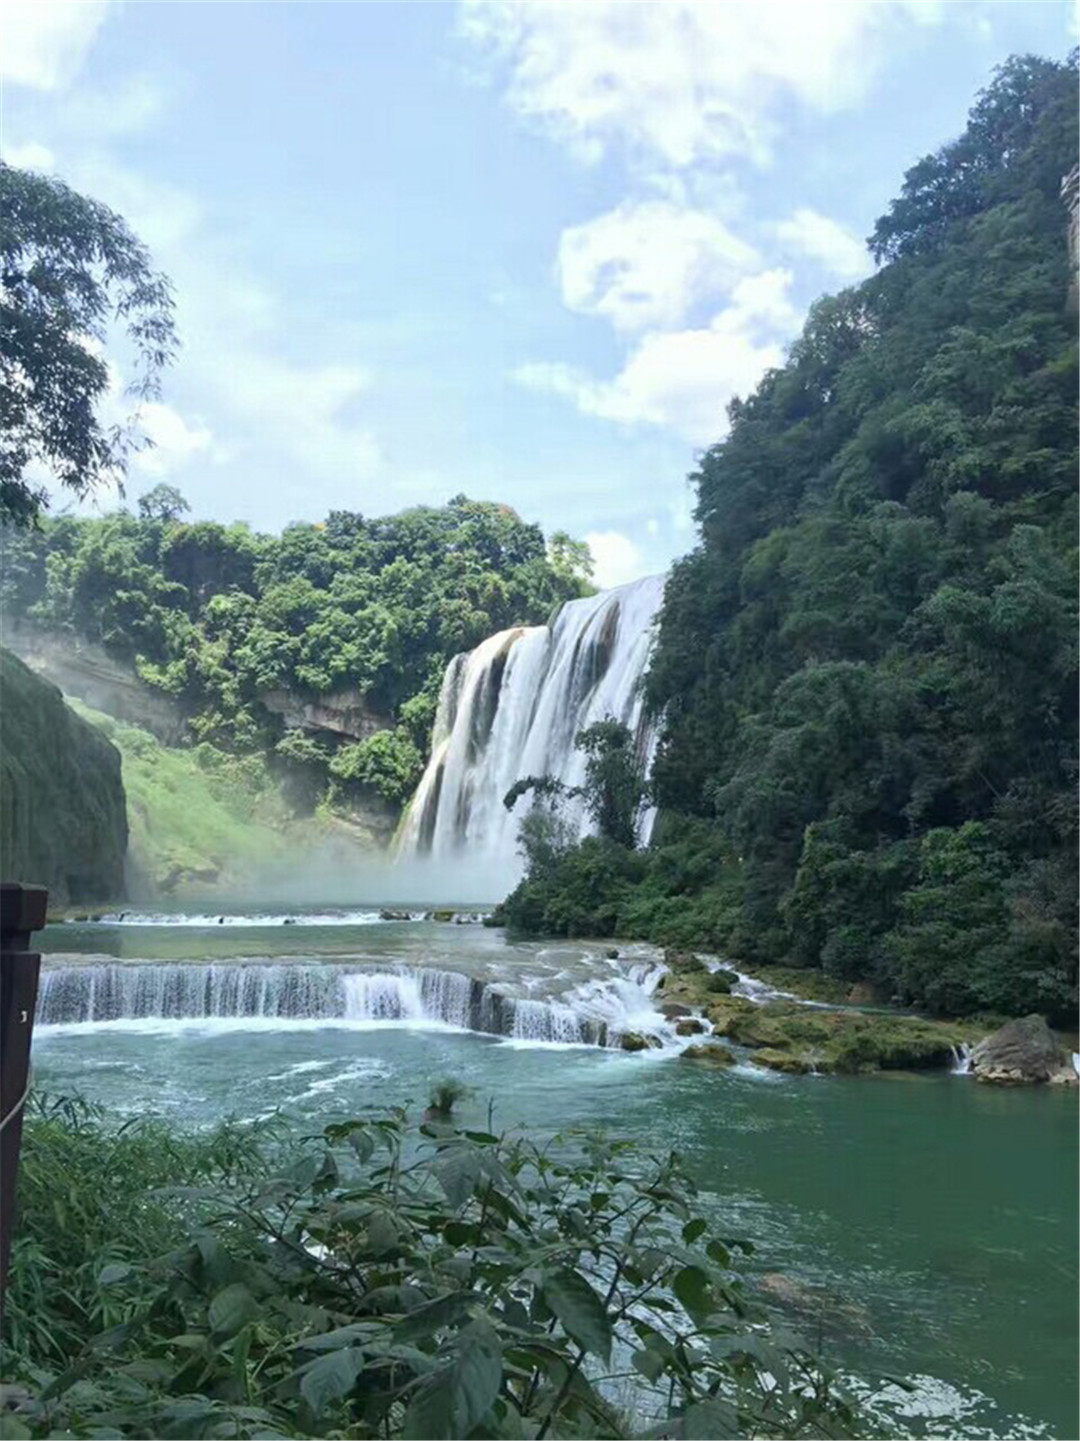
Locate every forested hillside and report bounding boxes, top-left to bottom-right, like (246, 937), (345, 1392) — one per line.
(502, 55), (1079, 1022)
(0, 649), (128, 903)
(1, 496), (592, 819)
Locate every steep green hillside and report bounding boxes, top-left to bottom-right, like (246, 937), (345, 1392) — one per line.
(67, 702), (369, 896)
(500, 56), (1079, 1023)
(0, 648), (127, 904)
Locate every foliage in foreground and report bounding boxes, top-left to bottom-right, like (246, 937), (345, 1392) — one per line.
(2, 1099), (863, 1440)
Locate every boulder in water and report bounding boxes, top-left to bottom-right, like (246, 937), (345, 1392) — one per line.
(675, 1017), (706, 1037)
(971, 1015), (1074, 1085)
(680, 1043), (736, 1066)
(429, 910), (454, 923)
(750, 1048), (818, 1075)
(664, 949), (706, 973)
(605, 947), (620, 959)
(380, 909), (412, 921)
(659, 1002), (691, 1019)
(620, 1032), (662, 1052)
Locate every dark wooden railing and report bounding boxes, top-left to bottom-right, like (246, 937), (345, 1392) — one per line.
(0, 882), (47, 1311)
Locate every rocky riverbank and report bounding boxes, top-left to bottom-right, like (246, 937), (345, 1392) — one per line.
(658, 952), (1077, 1083)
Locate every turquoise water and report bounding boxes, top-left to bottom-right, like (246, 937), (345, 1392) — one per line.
(34, 911), (1079, 1439)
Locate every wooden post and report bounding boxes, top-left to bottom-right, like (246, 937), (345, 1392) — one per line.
(0, 882), (47, 1313)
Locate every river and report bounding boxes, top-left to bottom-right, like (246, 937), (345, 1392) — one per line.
(33, 907), (1079, 1440)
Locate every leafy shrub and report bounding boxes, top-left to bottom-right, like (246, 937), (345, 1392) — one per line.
(4, 1102), (863, 1440)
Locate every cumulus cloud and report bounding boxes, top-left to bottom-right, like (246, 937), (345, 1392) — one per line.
(0, 0), (112, 91)
(583, 529), (647, 588)
(131, 402), (218, 480)
(776, 207), (872, 280)
(460, 0), (944, 169)
(557, 200), (758, 332)
(516, 269), (799, 444)
(1, 140), (56, 171)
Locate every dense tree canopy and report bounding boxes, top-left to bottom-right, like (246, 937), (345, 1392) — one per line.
(0, 163), (177, 526)
(502, 55), (1078, 1022)
(0, 495), (592, 813)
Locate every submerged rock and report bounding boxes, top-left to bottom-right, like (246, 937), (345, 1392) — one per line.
(750, 1048), (819, 1075)
(681, 1043), (736, 1066)
(971, 1015), (1075, 1085)
(664, 949), (706, 973)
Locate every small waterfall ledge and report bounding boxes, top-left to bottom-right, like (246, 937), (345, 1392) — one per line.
(396, 574), (666, 864)
(36, 959), (688, 1051)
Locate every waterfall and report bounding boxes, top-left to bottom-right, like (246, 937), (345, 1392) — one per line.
(36, 962), (681, 1048)
(397, 574), (666, 865)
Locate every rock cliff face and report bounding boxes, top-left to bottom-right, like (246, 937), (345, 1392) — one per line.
(0, 649), (128, 904)
(4, 623), (185, 744)
(263, 687), (391, 742)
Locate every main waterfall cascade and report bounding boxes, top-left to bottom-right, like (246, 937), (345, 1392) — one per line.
(396, 574), (666, 870)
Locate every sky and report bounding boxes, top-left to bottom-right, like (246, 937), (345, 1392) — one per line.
(1, 0), (1075, 586)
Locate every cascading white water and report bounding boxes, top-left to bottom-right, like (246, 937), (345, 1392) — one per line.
(397, 574), (666, 867)
(36, 960), (685, 1049)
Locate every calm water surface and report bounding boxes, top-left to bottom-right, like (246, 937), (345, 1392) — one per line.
(35, 909), (1079, 1439)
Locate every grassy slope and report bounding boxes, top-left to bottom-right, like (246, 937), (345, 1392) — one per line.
(67, 701), (310, 895)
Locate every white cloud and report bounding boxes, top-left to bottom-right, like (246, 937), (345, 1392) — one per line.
(0, 0), (112, 91)
(584, 529), (647, 588)
(776, 207), (872, 280)
(517, 268), (800, 444)
(2, 140), (56, 171)
(558, 200), (758, 332)
(203, 354), (382, 491)
(131, 402), (218, 480)
(460, 0), (945, 170)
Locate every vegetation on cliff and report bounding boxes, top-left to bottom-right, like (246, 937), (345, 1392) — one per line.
(5, 1098), (861, 1440)
(1, 496), (593, 822)
(498, 56), (1079, 1024)
(0, 648), (127, 903)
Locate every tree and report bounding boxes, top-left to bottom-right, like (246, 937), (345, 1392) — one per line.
(503, 718), (647, 849)
(547, 530), (595, 591)
(0, 162), (177, 526)
(138, 483), (190, 525)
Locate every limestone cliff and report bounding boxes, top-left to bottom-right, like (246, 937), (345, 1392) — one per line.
(0, 648), (128, 904)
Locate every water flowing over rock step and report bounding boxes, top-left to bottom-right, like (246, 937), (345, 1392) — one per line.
(36, 962), (669, 1048)
(398, 574), (665, 864)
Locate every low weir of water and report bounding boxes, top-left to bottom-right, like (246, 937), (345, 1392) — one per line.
(37, 960), (674, 1049)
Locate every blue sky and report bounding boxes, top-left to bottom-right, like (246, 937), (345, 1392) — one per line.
(1, 0), (1075, 585)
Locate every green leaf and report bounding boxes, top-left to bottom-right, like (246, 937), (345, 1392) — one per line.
(403, 1320), (502, 1440)
(682, 1218), (707, 1244)
(682, 1397), (742, 1439)
(98, 1262), (134, 1286)
(436, 1145), (483, 1208)
(394, 1290), (479, 1342)
(208, 1283), (259, 1339)
(541, 1267), (612, 1363)
(299, 1346), (365, 1416)
(673, 1265), (712, 1322)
